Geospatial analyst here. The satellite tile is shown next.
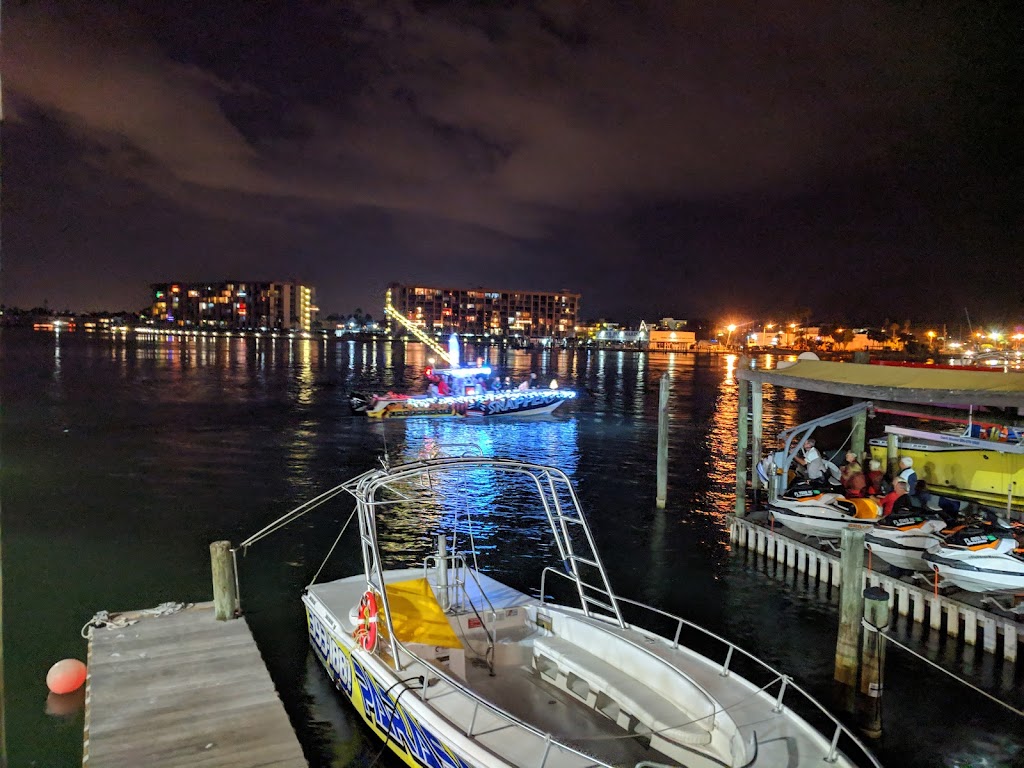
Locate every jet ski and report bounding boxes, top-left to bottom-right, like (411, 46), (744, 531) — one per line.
(768, 481), (882, 538)
(864, 512), (948, 571)
(923, 517), (1024, 593)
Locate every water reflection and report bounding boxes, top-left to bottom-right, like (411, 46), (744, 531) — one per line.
(4, 335), (1019, 768)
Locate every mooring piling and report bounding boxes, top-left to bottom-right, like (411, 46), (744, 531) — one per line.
(656, 372), (669, 509)
(834, 528), (866, 691)
(859, 586), (890, 738)
(210, 540), (238, 621)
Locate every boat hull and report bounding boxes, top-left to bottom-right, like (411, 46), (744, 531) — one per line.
(923, 550), (1024, 593)
(304, 596), (484, 768)
(364, 390), (575, 419)
(863, 517), (947, 571)
(869, 438), (1024, 511)
(768, 495), (880, 538)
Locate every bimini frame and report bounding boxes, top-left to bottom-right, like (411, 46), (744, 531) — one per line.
(339, 457), (626, 666)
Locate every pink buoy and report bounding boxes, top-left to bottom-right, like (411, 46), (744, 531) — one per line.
(46, 659), (87, 694)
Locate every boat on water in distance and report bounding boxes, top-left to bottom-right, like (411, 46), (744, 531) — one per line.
(350, 365), (577, 418)
(285, 457), (881, 767)
(351, 331), (577, 418)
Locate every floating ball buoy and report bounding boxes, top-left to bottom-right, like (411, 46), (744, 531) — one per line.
(46, 659), (87, 694)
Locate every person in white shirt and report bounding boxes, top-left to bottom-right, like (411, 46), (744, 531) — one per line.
(795, 438), (825, 480)
(897, 456), (918, 495)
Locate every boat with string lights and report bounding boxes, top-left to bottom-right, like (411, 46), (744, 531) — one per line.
(351, 322), (575, 419)
(278, 456), (882, 768)
(351, 371), (576, 419)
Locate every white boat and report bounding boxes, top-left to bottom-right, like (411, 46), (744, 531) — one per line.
(864, 513), (948, 571)
(768, 483), (881, 538)
(293, 457), (879, 767)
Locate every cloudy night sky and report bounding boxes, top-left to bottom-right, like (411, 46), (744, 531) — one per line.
(2, 1), (1020, 324)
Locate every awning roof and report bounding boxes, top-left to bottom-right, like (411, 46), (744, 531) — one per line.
(737, 360), (1024, 408)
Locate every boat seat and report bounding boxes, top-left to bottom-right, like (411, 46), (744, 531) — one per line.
(533, 635), (714, 747)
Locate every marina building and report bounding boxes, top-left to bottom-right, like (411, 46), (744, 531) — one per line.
(386, 282), (580, 339)
(149, 281), (317, 331)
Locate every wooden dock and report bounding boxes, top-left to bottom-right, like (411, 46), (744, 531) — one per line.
(729, 515), (1021, 664)
(84, 602), (306, 767)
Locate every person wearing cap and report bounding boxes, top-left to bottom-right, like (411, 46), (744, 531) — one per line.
(840, 451), (866, 497)
(898, 457), (918, 495)
(865, 459), (886, 495)
(880, 478), (912, 516)
(794, 438), (825, 481)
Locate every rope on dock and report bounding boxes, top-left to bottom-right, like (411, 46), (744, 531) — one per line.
(863, 618), (1024, 719)
(80, 602), (192, 639)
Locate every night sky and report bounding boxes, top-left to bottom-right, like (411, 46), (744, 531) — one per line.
(3, 1), (1021, 324)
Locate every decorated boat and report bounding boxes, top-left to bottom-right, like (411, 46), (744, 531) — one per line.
(351, 333), (576, 418)
(287, 457), (880, 768)
(351, 368), (576, 419)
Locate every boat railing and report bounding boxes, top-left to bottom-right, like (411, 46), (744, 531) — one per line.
(539, 567), (883, 768)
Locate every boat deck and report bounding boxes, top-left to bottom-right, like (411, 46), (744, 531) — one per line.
(308, 571), (868, 767)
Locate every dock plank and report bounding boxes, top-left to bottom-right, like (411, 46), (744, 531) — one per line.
(84, 602), (306, 767)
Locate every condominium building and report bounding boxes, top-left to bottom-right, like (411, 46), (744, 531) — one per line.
(149, 281), (317, 331)
(386, 283), (580, 338)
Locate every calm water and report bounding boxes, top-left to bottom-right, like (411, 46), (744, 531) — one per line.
(2, 331), (1022, 767)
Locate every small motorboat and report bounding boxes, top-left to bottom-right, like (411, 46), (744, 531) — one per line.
(922, 520), (1024, 593)
(768, 482), (881, 538)
(864, 513), (948, 571)
(259, 457), (880, 767)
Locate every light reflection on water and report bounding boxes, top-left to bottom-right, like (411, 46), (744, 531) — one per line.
(1, 333), (1020, 768)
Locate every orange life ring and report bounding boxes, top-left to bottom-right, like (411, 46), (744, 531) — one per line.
(354, 590), (379, 652)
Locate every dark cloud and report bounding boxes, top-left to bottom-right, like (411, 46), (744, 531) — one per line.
(2, 1), (1020, 321)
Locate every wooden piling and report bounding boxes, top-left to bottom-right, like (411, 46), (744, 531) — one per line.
(834, 527), (866, 689)
(886, 433), (900, 479)
(751, 383), (763, 497)
(210, 540), (238, 621)
(851, 406), (867, 460)
(735, 369), (750, 516)
(859, 586), (889, 738)
(656, 372), (670, 509)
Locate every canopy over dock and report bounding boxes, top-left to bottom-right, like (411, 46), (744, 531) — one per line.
(738, 360), (1024, 409)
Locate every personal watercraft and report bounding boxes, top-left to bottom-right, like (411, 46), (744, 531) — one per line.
(768, 482), (881, 538)
(923, 519), (1024, 593)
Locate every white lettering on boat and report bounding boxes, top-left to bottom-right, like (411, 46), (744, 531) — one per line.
(307, 610), (352, 696)
(352, 659), (472, 768)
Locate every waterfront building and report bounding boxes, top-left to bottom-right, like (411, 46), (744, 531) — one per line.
(386, 282), (579, 339)
(596, 320), (650, 346)
(648, 328), (697, 351)
(149, 281), (317, 331)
